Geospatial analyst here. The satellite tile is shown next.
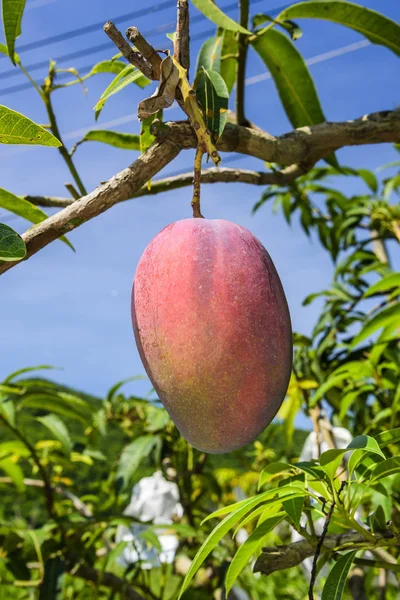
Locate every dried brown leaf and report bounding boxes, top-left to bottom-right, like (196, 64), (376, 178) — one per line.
(137, 55), (179, 119)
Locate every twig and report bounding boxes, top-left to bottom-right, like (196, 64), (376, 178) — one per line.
(65, 183), (80, 200)
(309, 495), (337, 599)
(126, 26), (162, 79)
(103, 22), (154, 80)
(174, 0), (190, 72)
(42, 89), (87, 197)
(23, 164), (314, 209)
(191, 147), (205, 218)
(24, 195), (75, 208)
(254, 530), (399, 576)
(236, 0), (250, 126)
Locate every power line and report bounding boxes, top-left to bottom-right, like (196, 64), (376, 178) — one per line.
(0, 22), (176, 81)
(0, 1), (290, 76)
(0, 28), (217, 96)
(0, 0), (173, 58)
(26, 0), (61, 10)
(246, 39), (371, 85)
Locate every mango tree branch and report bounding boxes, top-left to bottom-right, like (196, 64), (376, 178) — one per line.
(0, 139), (181, 275)
(1, 109), (399, 276)
(154, 109), (400, 165)
(254, 531), (400, 576)
(103, 22), (154, 80)
(191, 147), (205, 218)
(174, 0), (190, 72)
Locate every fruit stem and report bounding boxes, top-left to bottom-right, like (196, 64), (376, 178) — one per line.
(191, 146), (205, 218)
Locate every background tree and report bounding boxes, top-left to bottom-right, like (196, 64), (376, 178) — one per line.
(0, 0), (399, 599)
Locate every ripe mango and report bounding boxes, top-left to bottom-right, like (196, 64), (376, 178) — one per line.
(132, 219), (292, 453)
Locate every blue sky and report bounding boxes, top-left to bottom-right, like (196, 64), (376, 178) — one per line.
(1, 1), (399, 422)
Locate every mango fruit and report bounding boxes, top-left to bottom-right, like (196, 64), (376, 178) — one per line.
(132, 219), (292, 453)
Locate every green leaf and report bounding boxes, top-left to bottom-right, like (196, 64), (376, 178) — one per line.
(37, 414), (72, 455)
(0, 458), (25, 492)
(71, 130), (141, 155)
(350, 303), (400, 349)
(100, 541), (128, 574)
(310, 374), (349, 406)
(252, 14), (303, 40)
(0, 188), (73, 250)
(251, 28), (325, 128)
(140, 111), (162, 155)
(4, 365), (56, 383)
(2, 0), (26, 64)
(370, 457), (400, 484)
(321, 550), (357, 600)
(0, 41), (19, 63)
(179, 492), (274, 598)
(278, 388), (302, 449)
(202, 485), (307, 524)
(195, 67), (229, 141)
(139, 529), (163, 553)
(277, 1), (400, 58)
(106, 375), (145, 403)
(347, 448), (382, 479)
(320, 435), (385, 478)
(0, 106), (61, 146)
(220, 29), (238, 94)
(19, 392), (92, 424)
(370, 505), (387, 533)
(364, 273), (400, 297)
(250, 28), (336, 165)
(258, 462), (292, 489)
(0, 223), (26, 261)
(88, 59), (127, 77)
(225, 513), (285, 594)
(190, 0), (251, 34)
(39, 557), (65, 600)
(0, 383), (23, 395)
(339, 389), (369, 422)
(374, 428), (400, 448)
(235, 491), (306, 533)
(0, 399), (16, 426)
(195, 36), (222, 76)
(64, 60), (128, 87)
(234, 502), (282, 532)
(94, 66), (150, 120)
(0, 440), (30, 459)
(281, 475), (305, 528)
(356, 168), (378, 193)
(144, 407), (170, 432)
(293, 461), (327, 481)
(116, 436), (160, 488)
